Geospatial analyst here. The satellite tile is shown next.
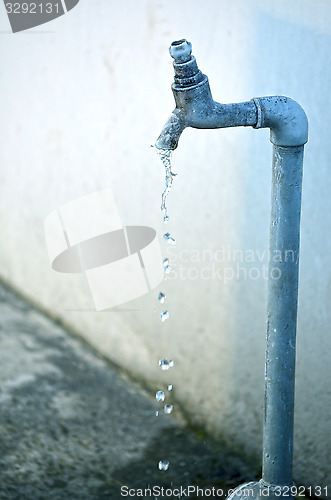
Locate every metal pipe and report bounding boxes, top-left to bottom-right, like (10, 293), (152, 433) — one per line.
(155, 39), (308, 499)
(263, 144), (304, 487)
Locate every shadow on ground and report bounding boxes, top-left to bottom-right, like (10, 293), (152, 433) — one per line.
(98, 426), (259, 499)
(0, 283), (259, 499)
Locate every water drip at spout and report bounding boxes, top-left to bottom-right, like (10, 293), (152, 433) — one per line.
(158, 149), (177, 223)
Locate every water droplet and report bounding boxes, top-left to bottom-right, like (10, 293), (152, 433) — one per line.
(158, 292), (166, 304)
(163, 258), (171, 274)
(158, 460), (170, 471)
(164, 404), (173, 414)
(155, 411), (159, 416)
(159, 359), (174, 370)
(167, 384), (173, 391)
(163, 233), (176, 245)
(163, 215), (169, 224)
(160, 311), (169, 322)
(156, 391), (165, 402)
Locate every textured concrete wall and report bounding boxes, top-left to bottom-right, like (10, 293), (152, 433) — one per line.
(0, 0), (330, 492)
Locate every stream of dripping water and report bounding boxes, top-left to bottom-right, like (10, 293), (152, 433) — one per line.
(155, 148), (177, 474)
(158, 149), (177, 224)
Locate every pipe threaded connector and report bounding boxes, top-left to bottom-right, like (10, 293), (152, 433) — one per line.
(169, 39), (205, 89)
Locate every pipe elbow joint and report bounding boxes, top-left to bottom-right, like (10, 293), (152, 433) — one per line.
(253, 96), (308, 147)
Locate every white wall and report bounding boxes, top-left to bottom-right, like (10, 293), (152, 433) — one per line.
(0, 0), (330, 492)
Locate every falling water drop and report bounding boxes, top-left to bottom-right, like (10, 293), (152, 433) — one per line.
(158, 460), (170, 471)
(167, 384), (173, 391)
(155, 411), (159, 416)
(163, 258), (171, 274)
(160, 311), (169, 322)
(164, 404), (173, 415)
(156, 391), (165, 402)
(158, 292), (166, 304)
(159, 359), (174, 370)
(163, 233), (176, 245)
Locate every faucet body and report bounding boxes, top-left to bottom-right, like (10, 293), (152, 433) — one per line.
(155, 40), (307, 150)
(155, 69), (258, 150)
(156, 40), (308, 499)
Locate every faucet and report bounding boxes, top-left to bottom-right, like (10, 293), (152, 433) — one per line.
(156, 39), (308, 500)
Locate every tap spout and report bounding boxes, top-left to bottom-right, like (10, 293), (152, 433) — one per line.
(155, 109), (186, 150)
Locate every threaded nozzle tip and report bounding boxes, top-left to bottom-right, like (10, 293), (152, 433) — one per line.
(169, 39), (192, 63)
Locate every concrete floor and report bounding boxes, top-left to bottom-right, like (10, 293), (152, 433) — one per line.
(0, 282), (258, 500)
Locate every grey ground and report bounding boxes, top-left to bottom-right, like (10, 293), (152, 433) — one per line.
(0, 282), (258, 500)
